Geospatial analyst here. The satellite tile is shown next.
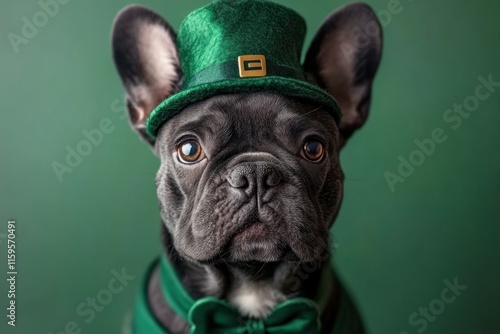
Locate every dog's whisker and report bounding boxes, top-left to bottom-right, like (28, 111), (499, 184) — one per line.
(249, 262), (267, 280)
(297, 106), (323, 119)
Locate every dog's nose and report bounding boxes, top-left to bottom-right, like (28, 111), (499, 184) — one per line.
(227, 162), (281, 196)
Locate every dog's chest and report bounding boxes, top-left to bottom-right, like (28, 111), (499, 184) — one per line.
(227, 280), (286, 318)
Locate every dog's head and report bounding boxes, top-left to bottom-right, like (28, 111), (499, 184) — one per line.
(112, 3), (382, 264)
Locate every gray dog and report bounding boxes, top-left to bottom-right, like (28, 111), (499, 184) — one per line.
(112, 0), (382, 333)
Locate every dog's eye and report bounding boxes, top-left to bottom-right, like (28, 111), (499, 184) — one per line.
(177, 140), (205, 164)
(302, 140), (325, 162)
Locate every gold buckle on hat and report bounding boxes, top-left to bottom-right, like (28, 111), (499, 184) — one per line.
(238, 55), (267, 78)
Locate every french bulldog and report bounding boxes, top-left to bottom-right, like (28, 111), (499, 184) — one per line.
(112, 2), (382, 333)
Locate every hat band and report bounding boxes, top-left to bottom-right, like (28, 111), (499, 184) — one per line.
(182, 59), (306, 89)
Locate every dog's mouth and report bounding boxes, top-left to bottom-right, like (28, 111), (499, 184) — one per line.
(221, 223), (300, 263)
(177, 223), (302, 265)
(177, 190), (330, 264)
(231, 223), (270, 243)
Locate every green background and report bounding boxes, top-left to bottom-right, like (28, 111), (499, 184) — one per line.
(1, 0), (499, 333)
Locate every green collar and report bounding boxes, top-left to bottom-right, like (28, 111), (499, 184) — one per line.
(133, 255), (359, 334)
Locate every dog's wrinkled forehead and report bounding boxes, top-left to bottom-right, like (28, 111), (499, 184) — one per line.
(155, 93), (339, 156)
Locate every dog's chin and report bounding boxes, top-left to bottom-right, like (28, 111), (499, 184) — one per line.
(227, 241), (288, 263)
(227, 245), (301, 263)
(224, 223), (298, 263)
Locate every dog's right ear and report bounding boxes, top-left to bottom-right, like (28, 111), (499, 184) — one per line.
(112, 6), (182, 145)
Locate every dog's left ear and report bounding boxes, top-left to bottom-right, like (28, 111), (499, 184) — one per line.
(304, 3), (383, 147)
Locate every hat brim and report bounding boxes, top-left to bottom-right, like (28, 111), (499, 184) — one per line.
(146, 76), (341, 138)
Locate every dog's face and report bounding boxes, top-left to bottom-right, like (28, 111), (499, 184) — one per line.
(112, 3), (382, 264)
(155, 93), (341, 263)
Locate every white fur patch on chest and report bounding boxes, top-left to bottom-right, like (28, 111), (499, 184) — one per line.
(227, 280), (283, 318)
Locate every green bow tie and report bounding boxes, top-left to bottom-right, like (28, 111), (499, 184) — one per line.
(188, 296), (320, 334)
(133, 255), (335, 334)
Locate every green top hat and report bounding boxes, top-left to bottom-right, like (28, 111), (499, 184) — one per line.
(146, 0), (341, 138)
